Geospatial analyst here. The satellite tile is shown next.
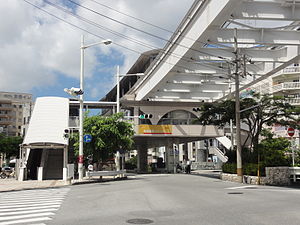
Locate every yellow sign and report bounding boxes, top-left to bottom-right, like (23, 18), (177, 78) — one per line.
(138, 125), (172, 134)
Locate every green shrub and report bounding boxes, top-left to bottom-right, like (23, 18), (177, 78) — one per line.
(125, 156), (137, 170)
(222, 163), (236, 174)
(222, 163), (264, 176)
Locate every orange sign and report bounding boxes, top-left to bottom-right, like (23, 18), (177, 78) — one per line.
(138, 125), (172, 134)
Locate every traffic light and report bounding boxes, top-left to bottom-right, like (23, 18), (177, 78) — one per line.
(63, 129), (70, 139)
(139, 114), (153, 119)
(193, 107), (201, 112)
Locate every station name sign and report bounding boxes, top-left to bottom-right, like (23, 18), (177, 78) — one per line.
(138, 125), (172, 135)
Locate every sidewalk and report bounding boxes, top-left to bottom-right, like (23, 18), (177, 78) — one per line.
(0, 178), (68, 192)
(0, 175), (129, 192)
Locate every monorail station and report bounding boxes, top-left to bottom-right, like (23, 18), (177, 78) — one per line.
(102, 0), (300, 172)
(20, 0), (300, 179)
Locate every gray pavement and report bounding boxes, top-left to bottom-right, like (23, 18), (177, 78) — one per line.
(0, 178), (68, 192)
(47, 173), (300, 225)
(0, 176), (128, 192)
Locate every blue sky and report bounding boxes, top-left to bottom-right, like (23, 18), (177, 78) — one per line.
(0, 0), (194, 102)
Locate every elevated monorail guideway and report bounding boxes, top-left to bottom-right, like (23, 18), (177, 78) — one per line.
(125, 0), (300, 104)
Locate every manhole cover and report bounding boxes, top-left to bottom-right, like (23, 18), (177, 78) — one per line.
(126, 218), (154, 224)
(228, 192), (243, 195)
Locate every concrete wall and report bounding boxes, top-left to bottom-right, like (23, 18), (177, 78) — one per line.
(220, 167), (291, 186)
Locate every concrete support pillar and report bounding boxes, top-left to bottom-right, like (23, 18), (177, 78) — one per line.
(183, 142), (188, 162)
(197, 149), (206, 162)
(18, 167), (25, 181)
(39, 149), (48, 181)
(134, 107), (140, 134)
(137, 143), (148, 173)
(165, 139), (174, 173)
(37, 167), (43, 181)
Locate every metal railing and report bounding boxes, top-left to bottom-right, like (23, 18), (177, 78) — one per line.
(285, 98), (300, 105)
(283, 67), (300, 73)
(273, 82), (300, 92)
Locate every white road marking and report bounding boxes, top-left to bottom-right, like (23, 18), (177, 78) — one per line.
(0, 188), (69, 225)
(226, 185), (257, 190)
(0, 212), (54, 221)
(0, 217), (52, 225)
(0, 208), (58, 216)
(0, 198), (64, 204)
(0, 205), (60, 213)
(0, 202), (63, 209)
(0, 200), (63, 206)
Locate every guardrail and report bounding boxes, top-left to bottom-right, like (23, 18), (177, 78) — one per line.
(86, 170), (127, 179)
(289, 167), (300, 182)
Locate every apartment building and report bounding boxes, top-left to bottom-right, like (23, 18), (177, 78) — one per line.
(0, 91), (33, 137)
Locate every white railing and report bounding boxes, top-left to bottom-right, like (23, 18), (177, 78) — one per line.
(209, 146), (228, 163)
(283, 67), (300, 73)
(285, 98), (300, 105)
(289, 167), (300, 182)
(273, 82), (300, 92)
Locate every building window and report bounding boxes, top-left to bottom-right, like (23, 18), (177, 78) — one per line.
(157, 110), (200, 125)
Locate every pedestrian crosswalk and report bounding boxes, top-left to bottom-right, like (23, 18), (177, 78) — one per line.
(0, 188), (70, 225)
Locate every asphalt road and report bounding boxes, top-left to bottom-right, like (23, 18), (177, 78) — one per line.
(49, 173), (300, 225)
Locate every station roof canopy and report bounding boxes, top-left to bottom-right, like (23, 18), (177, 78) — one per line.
(123, 0), (300, 104)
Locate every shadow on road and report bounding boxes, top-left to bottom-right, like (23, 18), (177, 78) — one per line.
(189, 170), (221, 180)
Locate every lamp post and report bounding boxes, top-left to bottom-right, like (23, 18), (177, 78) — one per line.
(77, 35), (112, 181)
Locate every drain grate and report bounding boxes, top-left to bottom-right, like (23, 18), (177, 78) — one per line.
(126, 218), (154, 224)
(228, 192), (244, 195)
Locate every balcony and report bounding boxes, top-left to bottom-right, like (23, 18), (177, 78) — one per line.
(0, 105), (13, 111)
(285, 98), (300, 106)
(273, 82), (300, 93)
(282, 67), (300, 74)
(0, 112), (14, 118)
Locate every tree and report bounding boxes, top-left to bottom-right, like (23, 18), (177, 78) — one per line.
(72, 113), (134, 163)
(258, 134), (290, 168)
(0, 134), (23, 160)
(197, 94), (300, 150)
(223, 129), (291, 175)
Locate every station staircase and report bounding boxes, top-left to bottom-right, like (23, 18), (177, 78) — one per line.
(208, 136), (231, 163)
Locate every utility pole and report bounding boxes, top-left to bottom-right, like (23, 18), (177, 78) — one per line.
(116, 65), (120, 113)
(234, 28), (243, 182)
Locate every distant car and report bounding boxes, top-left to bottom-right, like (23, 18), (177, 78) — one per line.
(2, 167), (12, 173)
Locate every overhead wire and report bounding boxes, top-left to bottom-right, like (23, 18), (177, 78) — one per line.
(25, 0), (278, 97)
(65, 0), (234, 62)
(69, 0), (292, 90)
(42, 0), (232, 74)
(87, 0), (175, 34)
(23, 0), (227, 75)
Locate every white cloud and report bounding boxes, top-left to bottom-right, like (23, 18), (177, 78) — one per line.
(0, 0), (193, 96)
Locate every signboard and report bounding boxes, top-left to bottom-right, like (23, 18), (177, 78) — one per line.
(138, 125), (172, 134)
(84, 134), (92, 143)
(287, 127), (295, 137)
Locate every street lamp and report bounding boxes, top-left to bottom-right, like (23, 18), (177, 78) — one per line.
(66, 35), (112, 181)
(116, 65), (145, 113)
